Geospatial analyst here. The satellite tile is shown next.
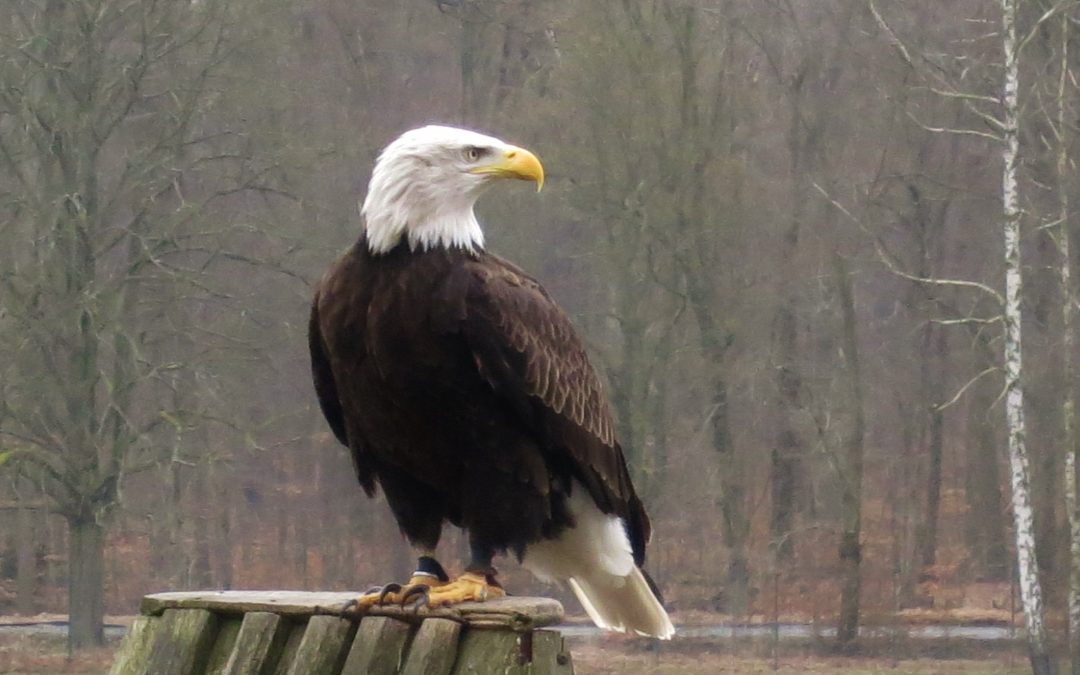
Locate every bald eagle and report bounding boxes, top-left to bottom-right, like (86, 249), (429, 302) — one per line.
(309, 126), (673, 638)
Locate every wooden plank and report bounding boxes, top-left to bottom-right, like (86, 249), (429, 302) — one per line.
(399, 618), (461, 675)
(112, 591), (576, 675)
(530, 630), (575, 675)
(108, 615), (161, 675)
(284, 615), (355, 675)
(146, 608), (220, 675)
(269, 621), (306, 675)
(142, 591), (358, 618)
(222, 612), (288, 675)
(450, 628), (527, 674)
(450, 628), (574, 675)
(204, 617), (243, 675)
(340, 616), (413, 675)
(141, 592), (563, 629)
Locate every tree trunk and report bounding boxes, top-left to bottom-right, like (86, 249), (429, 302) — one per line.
(837, 529), (862, 645)
(166, 437), (187, 587)
(834, 253), (865, 646)
(1000, 1), (1051, 670)
(215, 462), (234, 590)
(713, 375), (751, 615)
(771, 302), (800, 563)
(68, 516), (105, 650)
(685, 264), (749, 614)
(47, 515), (64, 596)
(965, 371), (1010, 579)
(610, 314), (652, 489)
(191, 460), (213, 589)
(770, 76), (809, 566)
(920, 330), (946, 568)
(16, 504), (36, 616)
(1058, 10), (1080, 673)
(893, 400), (921, 608)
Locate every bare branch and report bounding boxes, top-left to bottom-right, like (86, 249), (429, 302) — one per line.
(867, 0), (913, 68)
(936, 366), (1002, 412)
(812, 182), (1005, 305)
(1018, 0), (1080, 54)
(932, 316), (1004, 330)
(906, 110), (1004, 142)
(926, 86), (1000, 105)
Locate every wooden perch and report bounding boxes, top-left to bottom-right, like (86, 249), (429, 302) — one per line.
(110, 590), (573, 675)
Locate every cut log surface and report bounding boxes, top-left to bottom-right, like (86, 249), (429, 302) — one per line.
(113, 591), (573, 675)
(141, 592), (564, 630)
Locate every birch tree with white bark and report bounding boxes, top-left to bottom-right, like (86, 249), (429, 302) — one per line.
(998, 2), (1051, 670)
(864, 1), (1075, 669)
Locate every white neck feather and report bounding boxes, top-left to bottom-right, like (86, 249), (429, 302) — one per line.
(363, 195), (485, 255)
(407, 210), (485, 253)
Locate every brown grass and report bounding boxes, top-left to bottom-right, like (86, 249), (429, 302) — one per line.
(572, 643), (1027, 675)
(0, 629), (1031, 675)
(0, 635), (117, 675)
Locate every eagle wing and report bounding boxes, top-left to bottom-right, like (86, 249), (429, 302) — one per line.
(309, 297), (347, 446)
(309, 288), (377, 495)
(457, 256), (651, 563)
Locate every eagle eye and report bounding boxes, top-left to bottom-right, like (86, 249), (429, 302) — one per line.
(464, 146), (487, 162)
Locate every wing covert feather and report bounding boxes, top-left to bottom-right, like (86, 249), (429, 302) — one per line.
(459, 257), (651, 561)
(466, 262), (616, 446)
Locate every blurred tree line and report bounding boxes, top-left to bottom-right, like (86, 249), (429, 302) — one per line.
(2, 0), (1080, 664)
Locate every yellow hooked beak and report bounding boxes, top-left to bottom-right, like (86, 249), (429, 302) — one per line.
(470, 145), (544, 191)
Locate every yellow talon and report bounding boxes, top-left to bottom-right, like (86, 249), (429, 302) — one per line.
(424, 572), (505, 607)
(353, 574), (447, 609)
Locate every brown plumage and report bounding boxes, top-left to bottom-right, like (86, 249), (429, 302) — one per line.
(310, 239), (649, 562)
(308, 125), (672, 638)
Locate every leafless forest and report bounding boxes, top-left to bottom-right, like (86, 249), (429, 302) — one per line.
(2, 0), (1080, 669)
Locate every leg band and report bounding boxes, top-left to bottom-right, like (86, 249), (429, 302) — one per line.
(415, 555), (450, 582)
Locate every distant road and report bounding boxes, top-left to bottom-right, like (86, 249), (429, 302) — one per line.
(0, 620), (1017, 642)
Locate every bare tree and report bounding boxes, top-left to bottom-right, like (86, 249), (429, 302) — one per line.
(0, 0), (287, 649)
(1000, 2), (1050, 670)
(741, 0), (860, 566)
(1049, 6), (1080, 672)
(833, 253), (866, 646)
(866, 0), (1064, 669)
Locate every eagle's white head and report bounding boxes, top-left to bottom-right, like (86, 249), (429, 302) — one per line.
(361, 125), (545, 255)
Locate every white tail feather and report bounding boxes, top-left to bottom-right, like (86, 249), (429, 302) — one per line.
(523, 483), (675, 639)
(568, 567), (675, 639)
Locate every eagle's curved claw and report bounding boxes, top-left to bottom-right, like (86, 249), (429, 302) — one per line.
(351, 574), (449, 610)
(399, 584), (431, 611)
(347, 582), (404, 611)
(377, 583), (403, 605)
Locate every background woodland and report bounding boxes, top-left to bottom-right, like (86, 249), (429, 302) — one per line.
(1, 0), (1079, 665)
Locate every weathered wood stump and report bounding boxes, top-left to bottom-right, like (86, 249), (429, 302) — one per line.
(109, 591), (574, 675)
